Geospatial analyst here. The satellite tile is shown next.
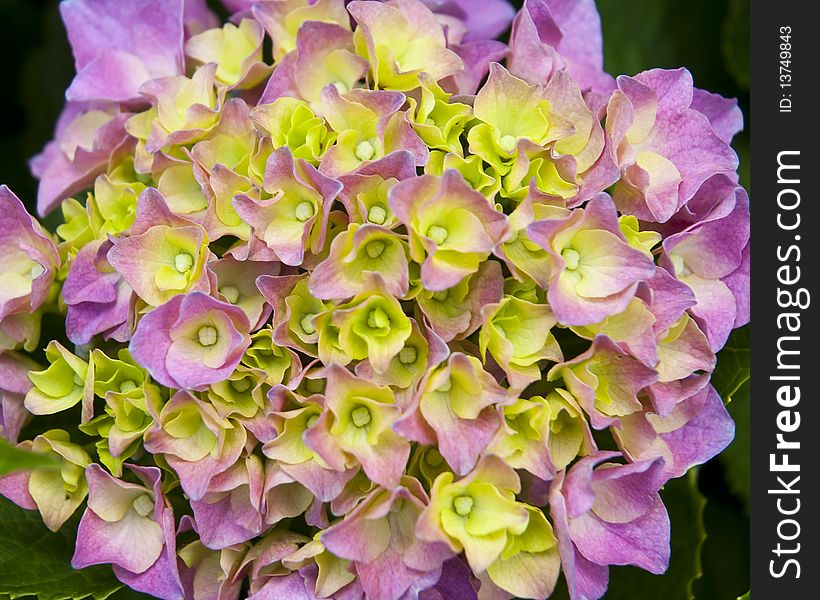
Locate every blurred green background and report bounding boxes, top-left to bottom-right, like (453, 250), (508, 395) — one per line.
(0, 0), (749, 598)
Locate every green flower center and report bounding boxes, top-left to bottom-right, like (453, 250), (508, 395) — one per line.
(132, 494), (153, 517)
(230, 378), (251, 393)
(431, 289), (449, 302)
(499, 134), (517, 153)
(365, 240), (386, 259)
(398, 346), (417, 365)
(306, 414), (319, 428)
(220, 285), (240, 304)
(453, 495), (474, 516)
(561, 248), (581, 270)
(355, 140), (376, 161)
(367, 308), (390, 329)
(72, 373), (84, 387)
(333, 81), (349, 93)
(426, 225), (449, 245)
(300, 313), (316, 335)
(294, 201), (315, 222)
(197, 326), (219, 347)
(367, 204), (388, 224)
(351, 406), (371, 428)
(174, 252), (194, 273)
(119, 379), (137, 393)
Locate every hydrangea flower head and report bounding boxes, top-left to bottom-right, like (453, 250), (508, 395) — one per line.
(0, 1), (748, 599)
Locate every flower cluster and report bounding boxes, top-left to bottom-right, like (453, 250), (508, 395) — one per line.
(0, 1), (748, 599)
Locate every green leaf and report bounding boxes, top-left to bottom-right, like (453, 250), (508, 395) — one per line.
(721, 377), (750, 510)
(738, 592), (750, 600)
(713, 326), (751, 509)
(602, 470), (707, 600)
(734, 132), (750, 192)
(596, 0), (671, 76)
(694, 490), (750, 600)
(0, 438), (59, 475)
(0, 497), (123, 600)
(105, 588), (154, 600)
(597, 0), (735, 90)
(722, 0), (750, 90)
(711, 326), (751, 404)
